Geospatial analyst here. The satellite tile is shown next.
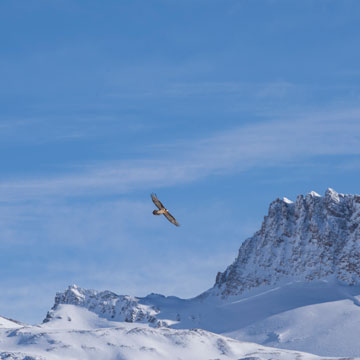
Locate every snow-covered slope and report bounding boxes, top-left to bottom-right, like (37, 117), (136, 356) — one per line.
(225, 288), (360, 357)
(0, 316), (23, 329)
(0, 305), (332, 360)
(221, 280), (360, 357)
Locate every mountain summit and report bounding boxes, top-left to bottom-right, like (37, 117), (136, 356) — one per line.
(212, 188), (360, 297)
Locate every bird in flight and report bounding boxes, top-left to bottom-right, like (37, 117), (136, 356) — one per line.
(151, 193), (180, 227)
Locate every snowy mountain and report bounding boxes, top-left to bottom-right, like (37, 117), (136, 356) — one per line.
(43, 285), (169, 327)
(211, 188), (360, 297)
(2, 283), (360, 360)
(2, 188), (360, 359)
(40, 280), (360, 357)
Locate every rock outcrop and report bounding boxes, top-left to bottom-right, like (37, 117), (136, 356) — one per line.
(43, 285), (164, 326)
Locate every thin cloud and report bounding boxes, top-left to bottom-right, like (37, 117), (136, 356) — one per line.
(107, 80), (298, 100)
(0, 107), (360, 201)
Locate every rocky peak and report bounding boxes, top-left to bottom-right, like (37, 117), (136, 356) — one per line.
(44, 285), (163, 326)
(212, 188), (360, 297)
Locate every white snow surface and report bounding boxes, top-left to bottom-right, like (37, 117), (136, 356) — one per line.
(0, 317), (23, 329)
(0, 305), (331, 360)
(222, 281), (360, 357)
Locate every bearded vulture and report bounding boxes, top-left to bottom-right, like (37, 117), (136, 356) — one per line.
(151, 193), (180, 227)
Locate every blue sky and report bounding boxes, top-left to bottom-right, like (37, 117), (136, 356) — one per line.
(1, 0), (360, 324)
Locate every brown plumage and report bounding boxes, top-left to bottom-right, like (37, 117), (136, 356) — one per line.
(151, 193), (180, 227)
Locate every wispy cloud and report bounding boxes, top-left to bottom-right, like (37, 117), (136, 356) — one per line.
(107, 80), (298, 100)
(0, 113), (150, 145)
(0, 107), (360, 201)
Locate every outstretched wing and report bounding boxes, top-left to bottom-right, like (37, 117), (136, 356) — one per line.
(151, 193), (165, 210)
(164, 211), (180, 227)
